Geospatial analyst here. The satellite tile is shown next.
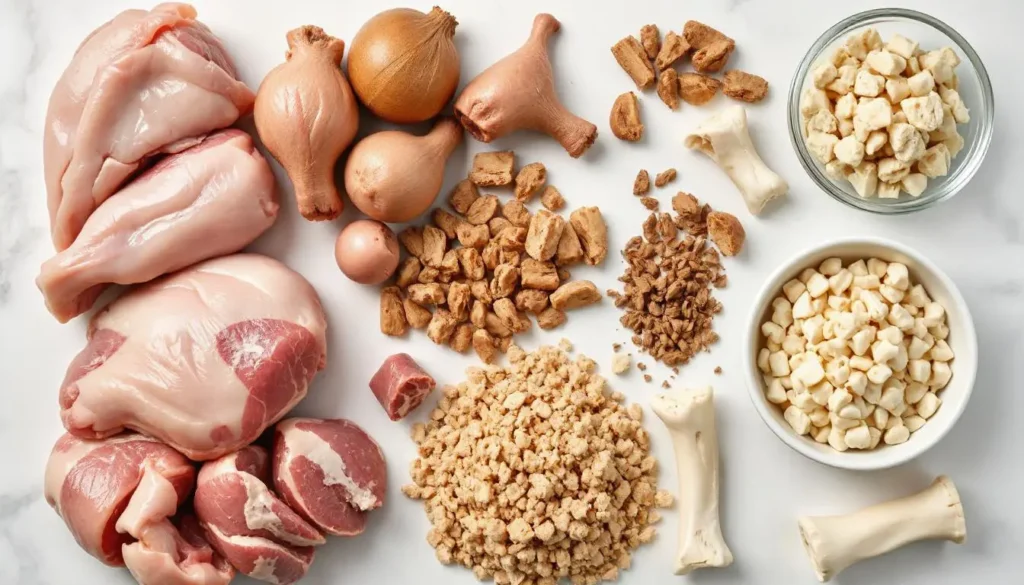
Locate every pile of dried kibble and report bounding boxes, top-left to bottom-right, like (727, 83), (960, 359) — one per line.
(403, 342), (673, 584)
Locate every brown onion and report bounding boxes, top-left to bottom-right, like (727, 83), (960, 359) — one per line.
(344, 117), (463, 223)
(347, 7), (460, 123)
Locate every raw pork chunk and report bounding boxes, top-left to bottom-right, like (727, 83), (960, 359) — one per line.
(44, 433), (234, 585)
(369, 353), (436, 420)
(273, 418), (387, 536)
(195, 446), (323, 584)
(58, 254), (327, 461)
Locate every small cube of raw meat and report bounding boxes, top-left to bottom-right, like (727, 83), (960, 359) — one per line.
(369, 353), (436, 421)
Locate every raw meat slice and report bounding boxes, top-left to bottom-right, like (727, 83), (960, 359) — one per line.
(59, 254), (327, 461)
(369, 353), (436, 420)
(273, 418), (387, 536)
(195, 446), (323, 584)
(37, 129), (280, 323)
(44, 2), (255, 251)
(43, 433), (233, 585)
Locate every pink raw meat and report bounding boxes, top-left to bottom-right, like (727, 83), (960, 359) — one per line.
(43, 433), (234, 585)
(369, 353), (436, 421)
(37, 129), (279, 323)
(58, 254), (327, 461)
(44, 2), (255, 251)
(273, 418), (387, 536)
(195, 446), (323, 584)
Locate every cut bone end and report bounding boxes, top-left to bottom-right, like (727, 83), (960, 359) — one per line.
(651, 385), (714, 428)
(675, 539), (735, 575)
(797, 517), (833, 582)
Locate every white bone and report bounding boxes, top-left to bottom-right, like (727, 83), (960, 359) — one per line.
(685, 105), (788, 215)
(651, 386), (734, 574)
(797, 476), (966, 582)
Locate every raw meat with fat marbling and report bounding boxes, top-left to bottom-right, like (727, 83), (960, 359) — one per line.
(43, 433), (234, 585)
(195, 446), (323, 584)
(43, 2), (255, 251)
(369, 353), (436, 420)
(273, 418), (387, 536)
(37, 129), (279, 323)
(59, 254), (327, 461)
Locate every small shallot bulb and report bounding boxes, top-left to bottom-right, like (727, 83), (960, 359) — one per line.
(334, 220), (400, 285)
(348, 7), (460, 123)
(344, 117), (463, 223)
(454, 14), (597, 158)
(255, 25), (359, 221)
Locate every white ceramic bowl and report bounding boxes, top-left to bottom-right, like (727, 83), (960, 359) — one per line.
(744, 237), (977, 470)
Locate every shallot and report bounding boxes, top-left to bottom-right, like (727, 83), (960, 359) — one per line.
(255, 25), (359, 221)
(454, 14), (597, 158)
(347, 7), (461, 123)
(344, 117), (463, 223)
(335, 220), (401, 285)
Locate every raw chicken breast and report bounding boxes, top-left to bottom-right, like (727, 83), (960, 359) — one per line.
(44, 432), (234, 585)
(37, 129), (279, 323)
(58, 254), (327, 461)
(44, 2), (255, 251)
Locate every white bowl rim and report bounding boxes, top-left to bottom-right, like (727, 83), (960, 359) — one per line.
(743, 236), (978, 471)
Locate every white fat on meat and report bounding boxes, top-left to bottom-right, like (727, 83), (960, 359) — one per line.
(249, 557), (282, 585)
(278, 425), (380, 510)
(239, 473), (322, 547)
(115, 463), (181, 538)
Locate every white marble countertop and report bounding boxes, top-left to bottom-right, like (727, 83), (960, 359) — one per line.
(1, 0), (1022, 583)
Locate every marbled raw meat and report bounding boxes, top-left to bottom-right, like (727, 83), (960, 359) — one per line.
(44, 2), (255, 251)
(369, 353), (436, 420)
(43, 433), (234, 585)
(37, 129), (279, 323)
(59, 254), (327, 461)
(273, 418), (387, 536)
(195, 445), (323, 584)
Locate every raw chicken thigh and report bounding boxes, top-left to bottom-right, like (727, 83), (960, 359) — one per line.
(44, 433), (234, 585)
(59, 254), (328, 461)
(44, 2), (255, 251)
(37, 129), (279, 323)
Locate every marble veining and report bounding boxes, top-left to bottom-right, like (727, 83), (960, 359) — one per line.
(1, 1), (1022, 584)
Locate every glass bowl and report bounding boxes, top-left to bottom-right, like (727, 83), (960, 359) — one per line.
(788, 8), (994, 214)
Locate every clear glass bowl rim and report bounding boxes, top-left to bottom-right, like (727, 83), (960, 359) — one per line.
(787, 7), (995, 214)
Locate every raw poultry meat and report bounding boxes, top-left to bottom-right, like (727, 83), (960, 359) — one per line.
(44, 433), (234, 585)
(58, 253), (328, 461)
(195, 446), (324, 584)
(273, 418), (387, 536)
(44, 2), (255, 251)
(37, 129), (279, 323)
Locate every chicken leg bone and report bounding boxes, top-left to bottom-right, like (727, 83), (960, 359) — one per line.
(651, 385), (734, 574)
(798, 475), (966, 582)
(684, 105), (788, 215)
